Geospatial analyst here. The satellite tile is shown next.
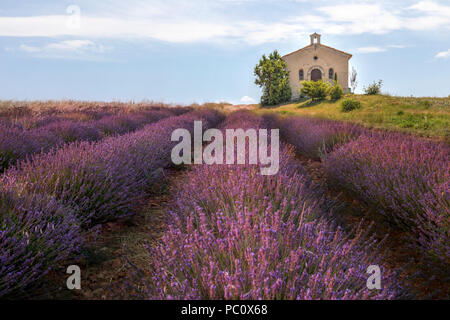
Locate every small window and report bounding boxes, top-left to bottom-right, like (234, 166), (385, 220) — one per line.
(314, 56), (318, 61)
(329, 68), (334, 79)
(299, 69), (304, 80)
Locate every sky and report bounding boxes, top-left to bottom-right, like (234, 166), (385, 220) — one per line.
(0, 0), (450, 104)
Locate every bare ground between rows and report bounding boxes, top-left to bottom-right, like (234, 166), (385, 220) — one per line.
(33, 167), (186, 300)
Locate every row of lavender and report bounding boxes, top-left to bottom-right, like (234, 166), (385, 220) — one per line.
(145, 112), (408, 299)
(0, 108), (192, 173)
(3, 105), (190, 131)
(0, 101), (187, 123)
(279, 116), (449, 279)
(0, 109), (224, 298)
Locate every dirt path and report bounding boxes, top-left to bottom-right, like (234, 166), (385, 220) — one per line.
(37, 168), (184, 300)
(72, 197), (167, 299)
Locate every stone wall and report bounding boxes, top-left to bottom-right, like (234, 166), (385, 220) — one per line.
(282, 44), (351, 99)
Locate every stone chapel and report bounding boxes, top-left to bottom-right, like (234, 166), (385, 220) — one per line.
(282, 33), (352, 98)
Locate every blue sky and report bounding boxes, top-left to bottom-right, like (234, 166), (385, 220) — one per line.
(0, 0), (450, 104)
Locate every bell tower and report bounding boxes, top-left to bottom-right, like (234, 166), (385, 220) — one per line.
(310, 32), (321, 45)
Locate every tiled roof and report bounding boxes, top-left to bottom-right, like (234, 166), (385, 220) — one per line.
(282, 43), (352, 59)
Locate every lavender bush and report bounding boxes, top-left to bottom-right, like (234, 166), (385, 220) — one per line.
(0, 189), (81, 298)
(3, 109), (224, 227)
(0, 124), (63, 173)
(0, 109), (223, 298)
(13, 115), (65, 129)
(147, 112), (406, 299)
(93, 110), (171, 136)
(279, 117), (364, 160)
(39, 120), (102, 143)
(0, 109), (173, 173)
(324, 132), (450, 273)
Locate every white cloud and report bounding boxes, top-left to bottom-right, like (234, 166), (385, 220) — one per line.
(356, 47), (387, 54)
(409, 1), (450, 17)
(45, 40), (109, 53)
(388, 44), (406, 49)
(18, 40), (112, 59)
(406, 1), (450, 30)
(19, 44), (41, 53)
(0, 15), (237, 43)
(355, 44), (406, 54)
(46, 40), (92, 51)
(435, 49), (450, 58)
(317, 4), (403, 34)
(0, 0), (449, 45)
(240, 96), (256, 104)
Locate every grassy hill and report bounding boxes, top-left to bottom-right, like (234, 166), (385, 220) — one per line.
(254, 95), (450, 139)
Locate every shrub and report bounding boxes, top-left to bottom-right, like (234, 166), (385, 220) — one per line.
(0, 190), (81, 298)
(0, 125), (63, 173)
(0, 125), (32, 172)
(324, 132), (450, 274)
(144, 113), (407, 300)
(40, 120), (102, 143)
(93, 110), (170, 136)
(341, 99), (362, 112)
(418, 100), (432, 109)
(364, 80), (383, 95)
(3, 110), (224, 227)
(5, 141), (138, 227)
(278, 116), (364, 160)
(16, 115), (64, 129)
(300, 80), (330, 101)
(0, 109), (173, 173)
(329, 81), (344, 100)
(0, 109), (224, 297)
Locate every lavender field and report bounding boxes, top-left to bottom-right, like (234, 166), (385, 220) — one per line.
(0, 104), (448, 299)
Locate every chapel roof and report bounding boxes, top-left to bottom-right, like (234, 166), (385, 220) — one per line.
(282, 43), (352, 59)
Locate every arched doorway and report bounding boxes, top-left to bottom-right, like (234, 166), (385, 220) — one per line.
(311, 69), (322, 81)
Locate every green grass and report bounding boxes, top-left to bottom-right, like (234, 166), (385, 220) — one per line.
(255, 95), (450, 139)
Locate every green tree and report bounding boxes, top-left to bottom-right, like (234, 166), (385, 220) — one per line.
(329, 80), (343, 100)
(364, 80), (383, 95)
(254, 50), (292, 106)
(300, 80), (330, 101)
